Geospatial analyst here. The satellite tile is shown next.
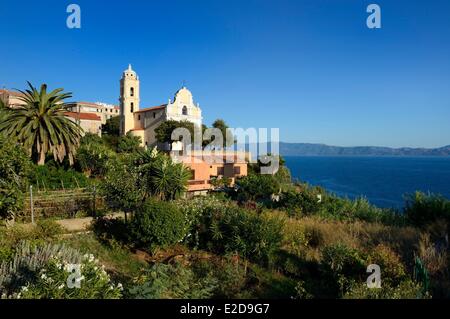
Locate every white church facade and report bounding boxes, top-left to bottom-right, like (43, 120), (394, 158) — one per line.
(119, 65), (202, 149)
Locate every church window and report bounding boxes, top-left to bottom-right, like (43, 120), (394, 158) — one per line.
(130, 102), (134, 113)
(138, 115), (141, 120)
(130, 87), (134, 97)
(153, 112), (156, 118)
(182, 105), (188, 115)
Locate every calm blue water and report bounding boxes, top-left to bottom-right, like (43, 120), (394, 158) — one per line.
(284, 156), (450, 208)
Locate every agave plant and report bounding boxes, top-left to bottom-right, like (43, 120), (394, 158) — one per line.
(0, 82), (83, 165)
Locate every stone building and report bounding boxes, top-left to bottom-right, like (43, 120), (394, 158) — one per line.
(118, 65), (248, 193)
(119, 64), (202, 149)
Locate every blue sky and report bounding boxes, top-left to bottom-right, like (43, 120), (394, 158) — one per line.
(1, 0), (450, 148)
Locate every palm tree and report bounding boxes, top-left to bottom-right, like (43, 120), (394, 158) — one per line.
(138, 151), (191, 200)
(0, 82), (83, 165)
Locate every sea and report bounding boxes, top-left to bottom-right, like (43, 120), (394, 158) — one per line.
(284, 156), (450, 209)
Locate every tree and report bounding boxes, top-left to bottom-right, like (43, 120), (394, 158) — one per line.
(0, 138), (32, 220)
(101, 158), (144, 222)
(212, 119), (235, 148)
(137, 150), (191, 201)
(235, 174), (280, 202)
(76, 134), (116, 177)
(155, 120), (196, 144)
(0, 82), (83, 165)
(101, 116), (120, 136)
(117, 132), (143, 153)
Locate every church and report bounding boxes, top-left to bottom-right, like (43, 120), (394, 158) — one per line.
(118, 65), (248, 194)
(119, 64), (202, 149)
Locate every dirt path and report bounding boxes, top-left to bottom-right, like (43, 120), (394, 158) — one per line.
(55, 212), (125, 232)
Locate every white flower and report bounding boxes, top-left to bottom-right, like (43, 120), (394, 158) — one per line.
(117, 283), (123, 290)
(21, 286), (29, 292)
(58, 284), (65, 290)
(40, 273), (47, 280)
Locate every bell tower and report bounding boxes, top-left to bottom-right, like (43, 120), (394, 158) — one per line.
(119, 64), (140, 135)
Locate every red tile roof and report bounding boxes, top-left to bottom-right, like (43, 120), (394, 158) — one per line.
(134, 104), (167, 113)
(65, 112), (102, 121)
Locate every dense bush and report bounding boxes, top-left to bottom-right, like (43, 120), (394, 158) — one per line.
(100, 158), (144, 218)
(0, 139), (32, 220)
(101, 116), (120, 136)
(404, 192), (450, 228)
(30, 164), (90, 190)
(275, 183), (403, 225)
(344, 280), (428, 299)
(200, 206), (284, 265)
(75, 135), (117, 177)
(277, 189), (321, 217)
(179, 197), (284, 264)
(177, 196), (235, 246)
(320, 243), (366, 296)
(117, 132), (143, 153)
(129, 199), (187, 251)
(128, 262), (217, 299)
(236, 174), (280, 202)
(366, 244), (407, 286)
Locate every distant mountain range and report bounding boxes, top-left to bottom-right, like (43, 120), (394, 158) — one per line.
(279, 142), (450, 156)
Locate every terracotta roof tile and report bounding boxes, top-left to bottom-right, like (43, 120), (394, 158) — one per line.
(134, 104), (167, 113)
(65, 112), (102, 121)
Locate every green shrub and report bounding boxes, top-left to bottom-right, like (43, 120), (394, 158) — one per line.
(75, 136), (117, 177)
(318, 195), (403, 225)
(321, 243), (366, 277)
(177, 196), (235, 247)
(192, 255), (250, 299)
(129, 199), (187, 251)
(278, 190), (321, 217)
(117, 132), (143, 153)
(92, 216), (130, 245)
(30, 164), (90, 190)
(344, 280), (429, 299)
(236, 174), (280, 202)
(128, 262), (217, 299)
(200, 206), (284, 265)
(404, 192), (450, 227)
(366, 244), (407, 286)
(320, 243), (366, 296)
(35, 220), (64, 239)
(0, 139), (32, 220)
(100, 159), (144, 216)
